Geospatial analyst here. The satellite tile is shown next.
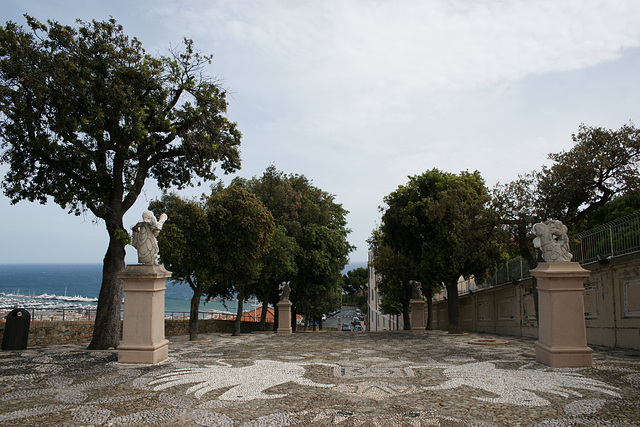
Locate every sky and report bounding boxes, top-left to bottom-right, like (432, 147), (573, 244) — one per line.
(1, 0), (640, 266)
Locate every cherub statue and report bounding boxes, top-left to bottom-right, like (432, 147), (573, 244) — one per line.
(279, 281), (291, 302)
(131, 210), (168, 265)
(409, 280), (424, 300)
(532, 219), (573, 263)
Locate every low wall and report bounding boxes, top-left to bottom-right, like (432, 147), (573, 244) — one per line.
(0, 318), (274, 347)
(432, 252), (640, 350)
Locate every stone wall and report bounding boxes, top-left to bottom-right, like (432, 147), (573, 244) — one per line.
(0, 318), (274, 347)
(432, 252), (640, 350)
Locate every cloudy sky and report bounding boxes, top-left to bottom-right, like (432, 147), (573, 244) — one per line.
(2, 0), (640, 266)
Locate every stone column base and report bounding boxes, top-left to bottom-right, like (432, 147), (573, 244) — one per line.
(277, 301), (293, 334)
(117, 264), (171, 364)
(535, 341), (593, 368)
(410, 299), (426, 332)
(118, 339), (169, 364)
(532, 262), (592, 368)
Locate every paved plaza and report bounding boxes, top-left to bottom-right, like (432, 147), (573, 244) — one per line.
(0, 331), (639, 426)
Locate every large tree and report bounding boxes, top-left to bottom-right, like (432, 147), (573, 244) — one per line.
(237, 167), (352, 331)
(381, 169), (506, 334)
(206, 185), (274, 336)
(232, 166), (300, 330)
(0, 17), (241, 349)
(536, 123), (640, 231)
(290, 174), (353, 330)
(494, 123), (640, 262)
(368, 236), (416, 330)
(341, 267), (368, 312)
(149, 194), (212, 341)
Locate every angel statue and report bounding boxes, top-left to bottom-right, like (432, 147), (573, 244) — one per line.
(131, 210), (168, 265)
(279, 281), (291, 302)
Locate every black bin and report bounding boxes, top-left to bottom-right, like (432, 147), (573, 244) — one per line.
(2, 308), (31, 350)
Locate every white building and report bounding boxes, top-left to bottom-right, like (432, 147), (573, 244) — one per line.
(366, 251), (403, 331)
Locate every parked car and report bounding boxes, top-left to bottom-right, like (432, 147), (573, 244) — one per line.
(341, 323), (352, 331)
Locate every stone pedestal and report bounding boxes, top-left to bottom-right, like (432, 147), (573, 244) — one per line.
(118, 264), (171, 364)
(532, 262), (593, 368)
(410, 299), (426, 332)
(276, 300), (293, 334)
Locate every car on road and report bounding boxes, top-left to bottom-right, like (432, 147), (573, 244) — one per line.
(341, 323), (352, 331)
(353, 324), (363, 331)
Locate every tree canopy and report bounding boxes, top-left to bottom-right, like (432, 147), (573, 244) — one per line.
(206, 185), (275, 335)
(149, 194), (212, 341)
(536, 123), (640, 230)
(235, 166), (352, 329)
(494, 123), (640, 265)
(0, 16), (241, 349)
(379, 169), (506, 333)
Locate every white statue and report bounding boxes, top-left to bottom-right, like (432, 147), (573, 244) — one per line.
(532, 219), (573, 263)
(131, 211), (168, 265)
(410, 280), (424, 300)
(279, 281), (291, 302)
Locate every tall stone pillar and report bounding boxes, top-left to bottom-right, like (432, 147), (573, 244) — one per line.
(276, 301), (293, 334)
(532, 262), (592, 368)
(118, 264), (171, 364)
(410, 299), (426, 332)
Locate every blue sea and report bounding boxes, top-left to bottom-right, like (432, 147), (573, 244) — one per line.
(0, 264), (241, 316)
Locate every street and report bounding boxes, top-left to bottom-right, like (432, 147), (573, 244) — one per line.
(322, 305), (361, 330)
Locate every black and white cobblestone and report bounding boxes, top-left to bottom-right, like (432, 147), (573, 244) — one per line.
(0, 332), (638, 426)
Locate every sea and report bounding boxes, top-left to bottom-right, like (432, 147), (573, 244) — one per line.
(0, 262), (367, 319)
(0, 263), (241, 317)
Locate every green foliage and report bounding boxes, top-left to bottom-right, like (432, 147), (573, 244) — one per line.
(341, 267), (368, 295)
(580, 191), (640, 231)
(536, 123), (640, 228)
(150, 194), (212, 288)
(494, 123), (640, 262)
(379, 295), (402, 317)
(0, 16), (241, 218)
(492, 174), (539, 262)
(206, 185), (275, 288)
(237, 167), (353, 322)
(382, 169), (505, 286)
(151, 188), (274, 337)
(114, 228), (131, 245)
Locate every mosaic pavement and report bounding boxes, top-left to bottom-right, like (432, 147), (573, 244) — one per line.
(1, 331), (639, 426)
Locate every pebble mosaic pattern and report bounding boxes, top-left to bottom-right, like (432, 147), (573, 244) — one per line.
(0, 332), (638, 426)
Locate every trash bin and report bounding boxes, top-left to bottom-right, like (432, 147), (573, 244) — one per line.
(2, 308), (31, 350)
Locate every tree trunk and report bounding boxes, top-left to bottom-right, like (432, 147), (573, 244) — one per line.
(233, 288), (244, 336)
(88, 225), (126, 350)
(259, 292), (269, 331)
(425, 287), (433, 330)
(273, 301), (279, 332)
(189, 285), (202, 341)
(402, 299), (411, 330)
(446, 282), (461, 334)
(290, 304), (297, 331)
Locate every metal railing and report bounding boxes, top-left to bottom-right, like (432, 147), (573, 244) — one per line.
(476, 210), (640, 289)
(0, 308), (252, 322)
(570, 210), (640, 264)
(478, 257), (531, 289)
(0, 307), (98, 322)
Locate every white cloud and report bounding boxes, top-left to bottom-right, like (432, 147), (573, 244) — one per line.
(151, 0), (640, 133)
(2, 0), (640, 263)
